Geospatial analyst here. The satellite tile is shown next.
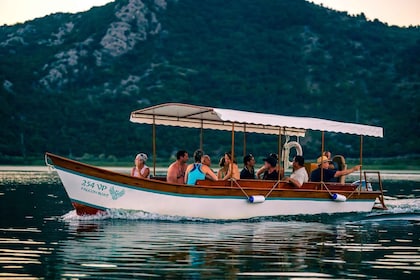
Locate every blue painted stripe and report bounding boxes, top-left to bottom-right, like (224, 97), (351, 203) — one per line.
(55, 166), (373, 202)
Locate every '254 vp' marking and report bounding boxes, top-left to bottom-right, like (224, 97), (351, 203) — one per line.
(81, 179), (108, 191)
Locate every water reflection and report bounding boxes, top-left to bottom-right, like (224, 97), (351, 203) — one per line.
(43, 219), (417, 279)
(0, 170), (419, 279)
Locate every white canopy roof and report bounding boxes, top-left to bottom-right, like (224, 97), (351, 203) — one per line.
(130, 103), (383, 138)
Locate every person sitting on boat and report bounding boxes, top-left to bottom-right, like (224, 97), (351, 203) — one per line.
(222, 152), (240, 180)
(240, 153), (256, 179)
(185, 150), (218, 185)
(167, 150), (189, 184)
(323, 151), (338, 170)
(262, 156), (280, 180)
(201, 154), (211, 167)
(217, 157), (228, 179)
(310, 156), (361, 182)
(256, 153), (284, 179)
(284, 155), (308, 188)
(131, 153), (150, 179)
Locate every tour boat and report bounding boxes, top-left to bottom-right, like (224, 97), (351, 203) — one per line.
(46, 103), (386, 220)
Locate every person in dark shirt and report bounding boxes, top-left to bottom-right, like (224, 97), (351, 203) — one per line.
(240, 154), (256, 179)
(262, 156), (279, 180)
(310, 156), (361, 182)
(323, 151), (338, 170)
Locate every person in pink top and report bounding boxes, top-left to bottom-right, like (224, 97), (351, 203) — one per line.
(131, 153), (150, 179)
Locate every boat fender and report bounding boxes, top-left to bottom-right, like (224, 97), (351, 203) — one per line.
(283, 141), (303, 169)
(248, 195), (265, 203)
(331, 193), (347, 202)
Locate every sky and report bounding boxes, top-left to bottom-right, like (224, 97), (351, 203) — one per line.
(0, 0), (419, 27)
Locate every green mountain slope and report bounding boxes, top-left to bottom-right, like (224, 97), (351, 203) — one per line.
(0, 0), (419, 163)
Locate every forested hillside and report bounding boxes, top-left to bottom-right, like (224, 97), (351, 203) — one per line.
(0, 0), (419, 163)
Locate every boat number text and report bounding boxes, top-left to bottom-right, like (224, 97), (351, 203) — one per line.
(80, 179), (109, 198)
(80, 179), (125, 200)
(82, 179), (108, 191)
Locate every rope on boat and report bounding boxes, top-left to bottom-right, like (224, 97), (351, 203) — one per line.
(264, 181), (281, 199)
(346, 182), (363, 200)
(231, 179), (250, 199)
(233, 179), (282, 203)
(44, 154), (54, 173)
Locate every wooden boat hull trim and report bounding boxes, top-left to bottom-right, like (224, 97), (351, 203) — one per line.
(48, 153), (379, 220)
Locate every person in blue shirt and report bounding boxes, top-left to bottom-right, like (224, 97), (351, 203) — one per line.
(310, 156), (361, 182)
(185, 149), (218, 185)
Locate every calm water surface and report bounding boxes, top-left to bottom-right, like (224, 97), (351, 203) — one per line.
(0, 170), (419, 279)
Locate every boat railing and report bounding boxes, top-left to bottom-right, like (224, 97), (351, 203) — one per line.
(363, 171), (387, 210)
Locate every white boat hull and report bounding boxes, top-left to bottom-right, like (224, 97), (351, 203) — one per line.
(56, 167), (376, 220)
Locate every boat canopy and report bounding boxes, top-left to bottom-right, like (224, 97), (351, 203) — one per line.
(130, 103), (383, 138)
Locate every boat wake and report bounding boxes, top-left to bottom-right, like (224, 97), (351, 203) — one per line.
(61, 209), (207, 222)
(360, 198), (420, 222)
(60, 198), (419, 223)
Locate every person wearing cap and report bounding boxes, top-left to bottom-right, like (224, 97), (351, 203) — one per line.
(284, 155), (308, 188)
(310, 155), (361, 182)
(256, 153), (284, 179)
(240, 154), (256, 179)
(323, 151), (338, 170)
(131, 153), (150, 179)
(262, 156), (279, 180)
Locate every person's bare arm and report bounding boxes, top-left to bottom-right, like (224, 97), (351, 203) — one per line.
(141, 168), (150, 179)
(217, 169), (224, 179)
(131, 167), (135, 177)
(222, 167), (232, 180)
(203, 166), (218, 181)
(166, 165), (177, 183)
(256, 166), (267, 179)
(285, 177), (302, 188)
(334, 165), (361, 177)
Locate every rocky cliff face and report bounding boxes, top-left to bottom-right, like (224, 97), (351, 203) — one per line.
(32, 0), (168, 93)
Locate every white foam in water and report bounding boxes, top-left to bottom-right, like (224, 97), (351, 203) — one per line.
(61, 198), (419, 222)
(382, 198), (420, 214)
(61, 209), (206, 222)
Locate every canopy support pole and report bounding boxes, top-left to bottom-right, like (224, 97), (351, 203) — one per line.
(200, 119), (203, 151)
(152, 115), (156, 177)
(243, 124), (247, 158)
(320, 131), (325, 183)
(360, 135), (363, 184)
(231, 123), (235, 187)
(282, 127), (286, 178)
(278, 128), (282, 181)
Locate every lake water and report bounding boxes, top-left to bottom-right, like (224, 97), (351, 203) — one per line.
(0, 169), (419, 279)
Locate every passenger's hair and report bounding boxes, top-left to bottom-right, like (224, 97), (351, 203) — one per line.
(243, 154), (253, 166)
(269, 153), (279, 161)
(294, 155), (305, 167)
(176, 150), (187, 160)
(193, 149), (204, 163)
(219, 157), (226, 167)
(224, 152), (237, 163)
